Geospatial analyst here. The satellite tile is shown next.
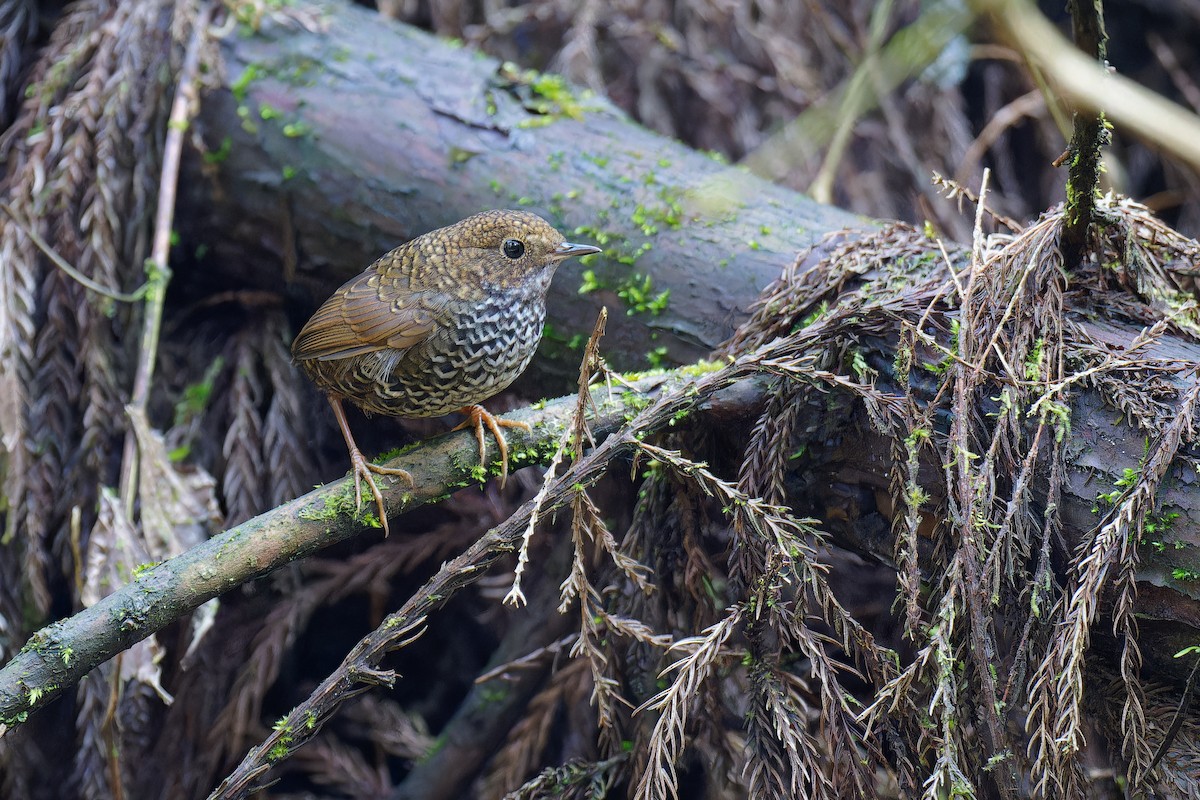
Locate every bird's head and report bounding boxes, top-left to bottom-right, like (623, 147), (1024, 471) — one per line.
(422, 209), (601, 290)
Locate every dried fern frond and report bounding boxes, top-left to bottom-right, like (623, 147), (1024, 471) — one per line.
(221, 329), (268, 526)
(285, 731), (394, 798)
(340, 694), (434, 762)
(0, 0), (197, 643)
(500, 755), (626, 800)
(1028, 380), (1200, 795)
(634, 608), (742, 800)
(478, 658), (593, 798)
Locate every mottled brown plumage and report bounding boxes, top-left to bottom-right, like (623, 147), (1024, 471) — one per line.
(292, 209), (601, 534)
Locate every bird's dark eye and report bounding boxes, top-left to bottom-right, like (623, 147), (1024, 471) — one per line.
(503, 239), (525, 259)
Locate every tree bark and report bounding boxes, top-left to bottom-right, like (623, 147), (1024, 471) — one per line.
(182, 0), (864, 385)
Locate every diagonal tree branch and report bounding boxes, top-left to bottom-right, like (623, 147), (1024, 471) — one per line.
(0, 371), (682, 728)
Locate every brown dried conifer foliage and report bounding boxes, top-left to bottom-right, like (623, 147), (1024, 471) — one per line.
(0, 1), (327, 796)
(4, 1), (1200, 798)
(0, 2), (200, 796)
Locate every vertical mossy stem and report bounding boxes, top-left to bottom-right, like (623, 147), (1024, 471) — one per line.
(1060, 0), (1110, 271)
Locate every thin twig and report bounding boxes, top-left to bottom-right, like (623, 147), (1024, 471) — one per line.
(208, 354), (759, 799)
(0, 371), (680, 727)
(1059, 0), (1110, 270)
(0, 203), (148, 303)
(118, 1), (214, 515)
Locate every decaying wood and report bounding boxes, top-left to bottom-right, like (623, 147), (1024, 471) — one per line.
(180, 0), (864, 381)
(4, 0), (1200, 796)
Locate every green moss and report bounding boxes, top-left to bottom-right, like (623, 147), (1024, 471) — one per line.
(1, 710), (28, 725)
(1024, 337), (1045, 381)
(646, 346), (670, 369)
(893, 340), (913, 385)
(509, 436), (562, 468)
(202, 136), (232, 165)
(230, 63), (262, 103)
(629, 182), (685, 234)
(577, 269), (601, 294)
(621, 390), (652, 412)
(447, 451), (491, 487)
(236, 103), (258, 135)
(619, 367), (669, 383)
(570, 223), (649, 271)
(616, 274), (670, 316)
(282, 121), (311, 138)
(920, 318), (959, 377)
(618, 389), (655, 422)
(298, 499), (340, 522)
(280, 54), (322, 85)
(298, 486), (382, 529)
(174, 356), (225, 430)
(1035, 400), (1071, 443)
(21, 630), (50, 655)
(479, 684), (509, 704)
(679, 359), (725, 377)
(537, 323), (587, 362)
(1139, 510), (1181, 552)
(376, 442), (419, 462)
(847, 349), (871, 381)
(495, 62), (598, 127)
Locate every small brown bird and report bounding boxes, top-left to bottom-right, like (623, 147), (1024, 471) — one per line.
(292, 210), (601, 534)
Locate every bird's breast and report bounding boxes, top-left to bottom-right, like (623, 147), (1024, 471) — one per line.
(340, 283), (549, 418)
(439, 286), (547, 378)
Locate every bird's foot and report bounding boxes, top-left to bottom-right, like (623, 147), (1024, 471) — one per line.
(348, 448), (413, 536)
(452, 405), (531, 488)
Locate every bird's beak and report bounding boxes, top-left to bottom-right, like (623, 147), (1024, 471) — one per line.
(553, 241), (602, 260)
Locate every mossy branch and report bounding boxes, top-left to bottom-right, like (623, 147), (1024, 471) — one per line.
(0, 371), (686, 728)
(206, 352), (752, 799)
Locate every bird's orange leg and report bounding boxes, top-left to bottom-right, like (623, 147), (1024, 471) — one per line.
(452, 405), (531, 487)
(329, 396), (413, 536)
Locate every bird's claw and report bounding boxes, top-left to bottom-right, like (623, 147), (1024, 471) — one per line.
(453, 405), (532, 488)
(347, 448), (413, 536)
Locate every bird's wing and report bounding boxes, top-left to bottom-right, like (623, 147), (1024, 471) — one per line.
(291, 269), (440, 362)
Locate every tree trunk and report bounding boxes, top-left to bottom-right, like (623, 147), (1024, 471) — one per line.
(181, 0), (863, 385)
(179, 0), (1200, 678)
